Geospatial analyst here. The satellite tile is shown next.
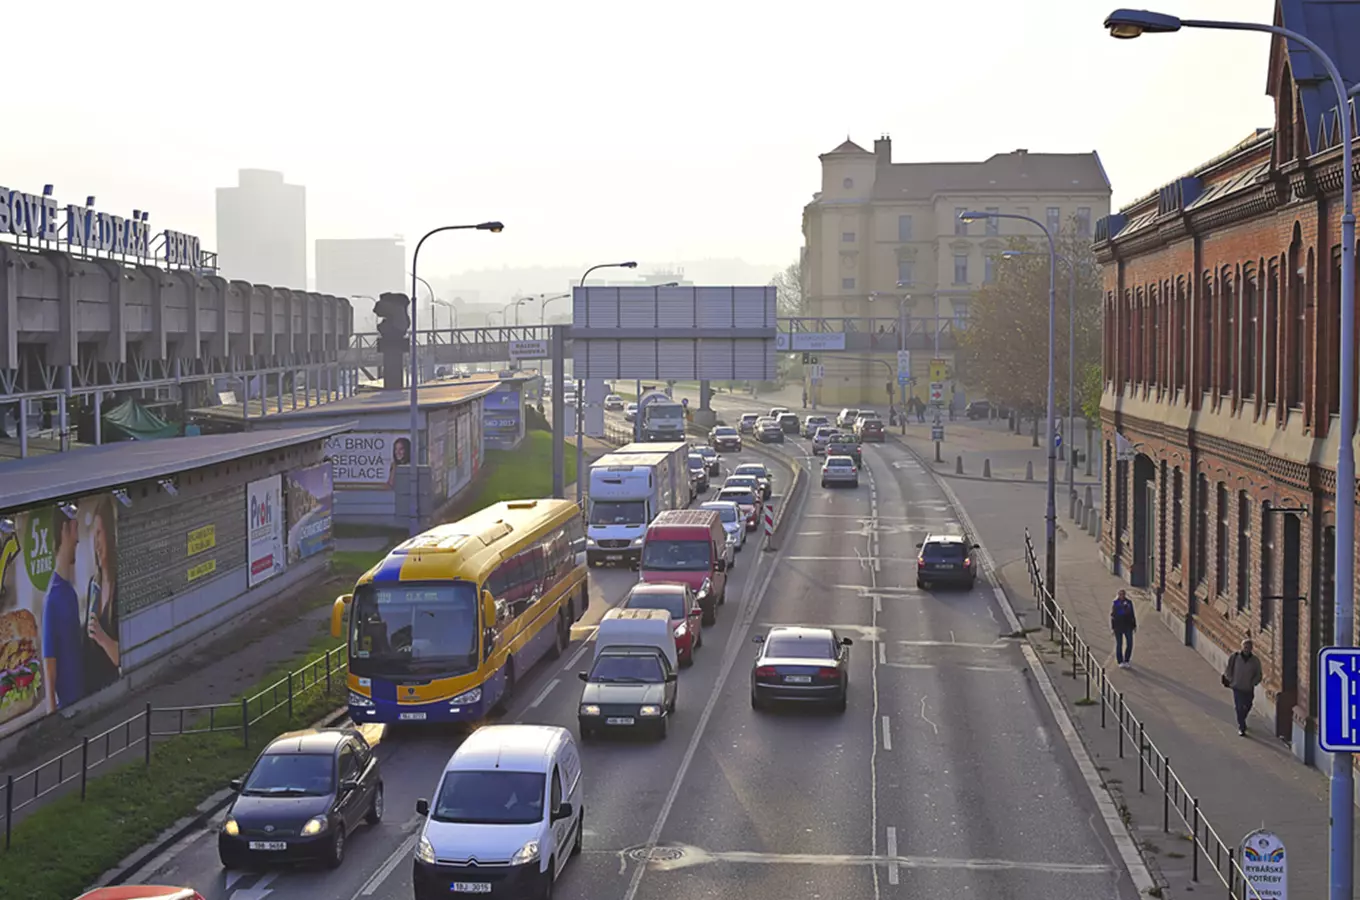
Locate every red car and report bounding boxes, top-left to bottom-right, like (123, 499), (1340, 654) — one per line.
(639, 509), (731, 624)
(76, 888), (205, 900)
(620, 582), (704, 665)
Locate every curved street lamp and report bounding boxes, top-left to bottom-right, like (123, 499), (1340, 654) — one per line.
(573, 261), (638, 502)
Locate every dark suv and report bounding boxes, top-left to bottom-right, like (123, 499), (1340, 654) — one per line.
(778, 413), (801, 434)
(915, 534), (980, 589)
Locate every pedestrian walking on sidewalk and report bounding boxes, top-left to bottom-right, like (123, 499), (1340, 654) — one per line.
(1110, 589), (1137, 668)
(1222, 637), (1264, 737)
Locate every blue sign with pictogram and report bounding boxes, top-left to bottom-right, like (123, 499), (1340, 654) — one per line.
(1320, 647), (1360, 752)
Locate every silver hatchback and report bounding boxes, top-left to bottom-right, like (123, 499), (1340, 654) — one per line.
(821, 455), (859, 488)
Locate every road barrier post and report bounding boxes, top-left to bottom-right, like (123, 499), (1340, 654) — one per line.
(763, 503), (776, 552)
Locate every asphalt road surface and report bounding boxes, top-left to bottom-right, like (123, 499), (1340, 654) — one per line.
(132, 399), (1139, 900)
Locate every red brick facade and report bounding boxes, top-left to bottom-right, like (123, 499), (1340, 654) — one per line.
(1095, 33), (1358, 765)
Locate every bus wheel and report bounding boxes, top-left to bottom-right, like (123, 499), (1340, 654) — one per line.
(549, 613), (568, 659)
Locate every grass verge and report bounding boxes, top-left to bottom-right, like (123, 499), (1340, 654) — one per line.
(467, 430), (579, 508)
(0, 558), (382, 900)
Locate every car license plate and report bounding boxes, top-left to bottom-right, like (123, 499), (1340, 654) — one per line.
(606, 554), (622, 561)
(249, 841), (287, 851)
(399, 712), (428, 720)
(452, 884), (492, 894)
(784, 675), (812, 684)
(935, 564), (956, 570)
(606, 716), (635, 725)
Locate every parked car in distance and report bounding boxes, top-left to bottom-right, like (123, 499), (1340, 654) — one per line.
(812, 427), (841, 456)
(826, 438), (862, 468)
(687, 454), (710, 492)
(693, 444), (721, 475)
(709, 425), (743, 452)
(803, 415), (830, 438)
(731, 462), (772, 500)
(750, 626), (852, 712)
(739, 412), (761, 434)
(777, 413), (800, 434)
(756, 418), (785, 443)
(218, 728), (382, 870)
(821, 455), (859, 488)
(836, 408), (861, 429)
(916, 533), (980, 589)
(604, 394), (625, 411)
(966, 399), (1008, 420)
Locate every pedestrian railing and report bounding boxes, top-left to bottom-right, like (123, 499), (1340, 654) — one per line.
(1021, 528), (1262, 899)
(1, 643), (348, 850)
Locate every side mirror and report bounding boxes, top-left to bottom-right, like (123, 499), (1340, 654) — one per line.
(752, 634), (765, 644)
(577, 671), (589, 682)
(341, 777), (360, 792)
(915, 542), (923, 548)
(841, 637), (854, 646)
(715, 559), (727, 572)
(230, 778), (244, 792)
(972, 543), (981, 549)
(665, 673), (678, 683)
(416, 798), (430, 817)
(553, 802), (574, 821)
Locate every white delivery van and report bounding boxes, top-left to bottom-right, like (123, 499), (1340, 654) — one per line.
(593, 608), (678, 671)
(414, 725), (583, 900)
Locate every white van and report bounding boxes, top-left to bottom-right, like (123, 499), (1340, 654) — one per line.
(594, 608), (678, 670)
(413, 725), (583, 899)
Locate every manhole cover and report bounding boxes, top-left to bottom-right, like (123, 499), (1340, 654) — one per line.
(628, 846), (685, 862)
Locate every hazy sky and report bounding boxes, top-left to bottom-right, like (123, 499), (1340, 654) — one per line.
(5, 0), (1276, 278)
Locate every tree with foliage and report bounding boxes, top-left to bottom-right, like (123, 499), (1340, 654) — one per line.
(1079, 361), (1103, 423)
(770, 260), (804, 318)
(958, 225), (1102, 415)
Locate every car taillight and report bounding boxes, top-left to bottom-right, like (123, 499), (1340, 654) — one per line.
(963, 558), (972, 567)
(918, 558), (926, 567)
(817, 667), (841, 679)
(755, 666), (777, 677)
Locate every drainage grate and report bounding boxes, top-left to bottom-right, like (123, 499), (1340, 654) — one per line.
(628, 846), (685, 862)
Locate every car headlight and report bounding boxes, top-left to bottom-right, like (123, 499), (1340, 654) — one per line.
(222, 817), (240, 836)
(510, 840), (541, 865)
(675, 623), (687, 637)
(698, 577), (712, 598)
(348, 691), (374, 708)
(415, 835), (436, 864)
(450, 687), (482, 705)
(586, 538), (597, 547)
(580, 704), (601, 716)
(302, 816), (328, 836)
(638, 705), (662, 717)
(632, 537), (645, 547)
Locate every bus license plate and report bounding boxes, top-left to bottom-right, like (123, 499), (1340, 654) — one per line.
(249, 841), (287, 851)
(451, 883), (491, 893)
(399, 712), (428, 721)
(606, 717), (635, 725)
(784, 675), (812, 684)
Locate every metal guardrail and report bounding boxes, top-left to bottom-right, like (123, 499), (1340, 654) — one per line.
(1, 644), (347, 850)
(1020, 529), (1262, 899)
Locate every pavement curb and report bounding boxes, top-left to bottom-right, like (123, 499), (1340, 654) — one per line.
(891, 438), (1160, 896)
(93, 703), (351, 890)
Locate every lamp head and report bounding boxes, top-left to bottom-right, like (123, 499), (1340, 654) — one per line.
(958, 210), (990, 223)
(477, 221), (505, 233)
(621, 261), (639, 269)
(1103, 9), (1182, 39)
(1002, 251), (1024, 259)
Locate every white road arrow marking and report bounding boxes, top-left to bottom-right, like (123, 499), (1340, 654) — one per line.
(228, 871), (278, 900)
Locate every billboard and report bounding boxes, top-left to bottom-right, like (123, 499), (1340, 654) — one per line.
(323, 432), (413, 489)
(483, 387), (522, 450)
(1, 494), (121, 737)
(285, 463), (334, 565)
(247, 475), (285, 587)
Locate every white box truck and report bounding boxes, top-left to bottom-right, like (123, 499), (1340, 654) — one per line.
(610, 441), (692, 506)
(586, 450), (684, 566)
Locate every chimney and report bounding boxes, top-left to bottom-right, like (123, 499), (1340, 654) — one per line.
(1015, 148), (1029, 155)
(874, 134), (892, 166)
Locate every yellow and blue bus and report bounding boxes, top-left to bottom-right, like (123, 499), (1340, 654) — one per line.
(331, 498), (588, 724)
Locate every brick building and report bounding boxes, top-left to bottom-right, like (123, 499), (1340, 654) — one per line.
(1094, 2), (1360, 769)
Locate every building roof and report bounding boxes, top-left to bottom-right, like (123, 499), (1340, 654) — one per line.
(194, 378), (505, 423)
(0, 423), (354, 512)
(870, 149), (1110, 200)
(824, 138), (871, 155)
(1276, 0), (1360, 154)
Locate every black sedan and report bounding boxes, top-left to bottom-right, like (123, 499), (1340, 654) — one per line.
(687, 454), (711, 492)
(750, 626), (852, 712)
(219, 727), (383, 870)
(709, 425), (743, 452)
(916, 533), (980, 589)
(693, 444), (722, 475)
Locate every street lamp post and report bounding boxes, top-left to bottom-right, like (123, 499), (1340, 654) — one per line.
(1104, 11), (1356, 897)
(575, 262), (639, 504)
(433, 298), (458, 331)
(503, 297), (531, 327)
(538, 292), (571, 324)
(408, 221), (504, 536)
(411, 273), (438, 333)
(962, 211), (1058, 616)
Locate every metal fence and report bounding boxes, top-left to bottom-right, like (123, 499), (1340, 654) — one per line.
(1020, 529), (1262, 899)
(1, 644), (348, 850)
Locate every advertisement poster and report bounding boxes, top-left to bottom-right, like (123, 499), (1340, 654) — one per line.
(247, 475), (285, 588)
(471, 403), (483, 475)
(427, 410), (450, 501)
(0, 495), (121, 737)
(285, 463), (335, 565)
(323, 432), (413, 490)
(482, 388), (522, 450)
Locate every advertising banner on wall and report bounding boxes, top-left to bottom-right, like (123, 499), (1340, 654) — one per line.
(0, 494), (121, 738)
(285, 463), (335, 565)
(247, 475), (285, 587)
(323, 432), (414, 489)
(482, 387), (522, 450)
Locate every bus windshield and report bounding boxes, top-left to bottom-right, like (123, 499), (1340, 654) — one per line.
(350, 582), (480, 678)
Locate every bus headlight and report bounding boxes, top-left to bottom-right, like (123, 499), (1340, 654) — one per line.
(222, 817), (240, 836)
(580, 704), (601, 717)
(348, 691), (375, 708)
(510, 840), (541, 865)
(301, 816), (328, 836)
(450, 688), (482, 706)
(415, 836), (436, 864)
(638, 705), (662, 717)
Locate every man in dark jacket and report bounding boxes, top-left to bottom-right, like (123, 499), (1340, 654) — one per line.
(1223, 637), (1264, 737)
(1111, 589), (1137, 669)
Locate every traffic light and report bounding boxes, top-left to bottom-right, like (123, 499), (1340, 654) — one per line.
(801, 353), (819, 365)
(374, 293), (411, 351)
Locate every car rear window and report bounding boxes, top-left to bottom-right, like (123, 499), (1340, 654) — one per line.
(765, 636), (836, 659)
(719, 489), (755, 505)
(826, 457), (854, 467)
(922, 542), (966, 560)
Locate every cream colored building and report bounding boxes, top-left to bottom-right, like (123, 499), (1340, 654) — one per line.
(800, 135), (1111, 408)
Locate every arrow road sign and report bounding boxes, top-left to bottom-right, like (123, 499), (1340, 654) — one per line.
(1319, 647), (1360, 752)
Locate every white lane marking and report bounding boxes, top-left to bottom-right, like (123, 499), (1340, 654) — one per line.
(886, 662), (1015, 673)
(356, 827), (421, 897)
(886, 827), (900, 885)
(621, 453), (808, 900)
(803, 514), (915, 521)
(919, 696), (939, 735)
(865, 465), (882, 900)
(897, 639), (1007, 650)
(643, 843), (1118, 874)
(908, 443), (1157, 895)
(229, 871), (278, 900)
(874, 595), (883, 613)
(528, 678), (560, 709)
(881, 715), (892, 750)
(786, 555), (885, 562)
(565, 640), (590, 670)
(878, 642), (887, 665)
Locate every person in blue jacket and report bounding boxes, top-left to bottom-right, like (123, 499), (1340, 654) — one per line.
(1111, 588), (1138, 669)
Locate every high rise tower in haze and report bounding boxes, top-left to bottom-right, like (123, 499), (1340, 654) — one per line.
(215, 169), (307, 289)
(316, 238), (406, 332)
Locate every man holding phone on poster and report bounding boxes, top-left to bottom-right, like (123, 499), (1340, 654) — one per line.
(43, 511), (85, 710)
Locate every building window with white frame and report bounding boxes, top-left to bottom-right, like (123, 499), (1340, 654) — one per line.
(985, 208), (1000, 236)
(898, 215), (913, 242)
(897, 260), (914, 286)
(953, 301), (969, 330)
(953, 253), (968, 284)
(1046, 206), (1061, 235)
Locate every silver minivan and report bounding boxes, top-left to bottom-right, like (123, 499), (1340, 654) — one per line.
(414, 725), (583, 899)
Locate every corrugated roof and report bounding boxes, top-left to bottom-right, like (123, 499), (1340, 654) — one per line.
(869, 150), (1110, 200)
(0, 423), (356, 512)
(1277, 0), (1360, 153)
(194, 379), (501, 422)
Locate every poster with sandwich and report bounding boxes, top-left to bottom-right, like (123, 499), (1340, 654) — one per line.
(0, 495), (121, 739)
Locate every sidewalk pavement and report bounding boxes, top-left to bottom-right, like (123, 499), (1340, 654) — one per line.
(895, 415), (1102, 486)
(891, 428), (1344, 898)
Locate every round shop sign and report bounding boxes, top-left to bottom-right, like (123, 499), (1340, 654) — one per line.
(1240, 829), (1287, 900)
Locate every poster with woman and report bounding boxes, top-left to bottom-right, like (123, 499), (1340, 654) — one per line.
(285, 463), (335, 564)
(0, 494), (120, 738)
